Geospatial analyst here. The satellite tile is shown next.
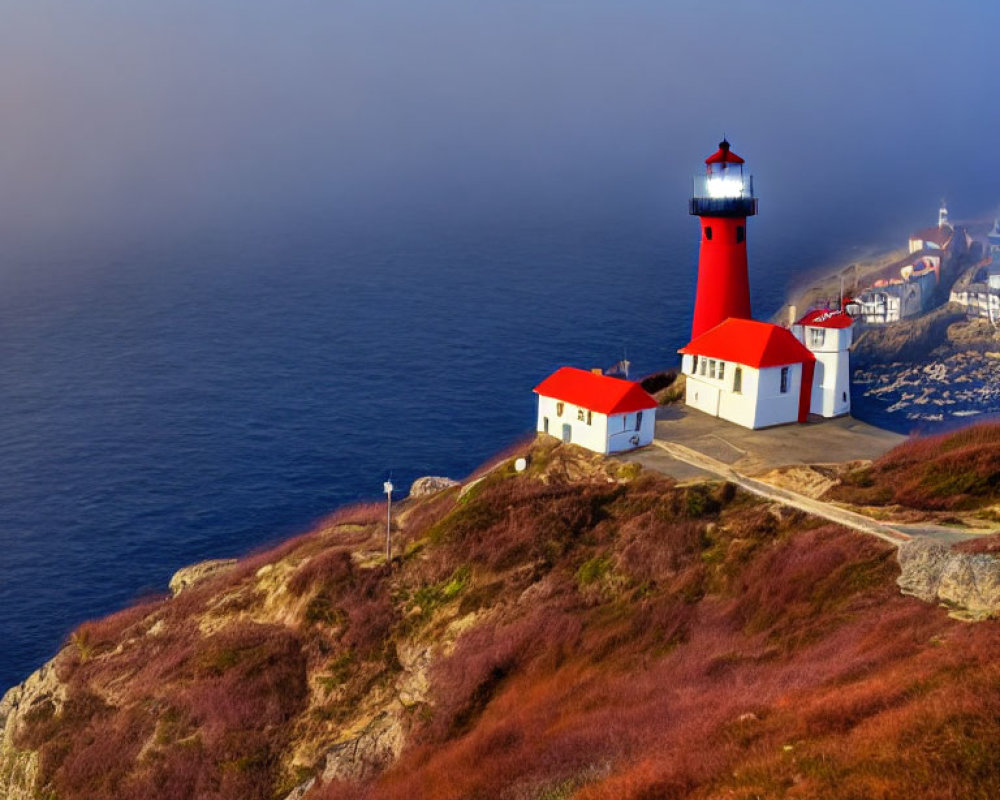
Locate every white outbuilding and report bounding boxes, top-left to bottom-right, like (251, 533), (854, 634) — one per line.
(791, 309), (853, 418)
(678, 318), (816, 429)
(534, 367), (657, 454)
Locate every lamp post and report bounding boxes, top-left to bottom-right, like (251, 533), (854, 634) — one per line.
(383, 479), (394, 565)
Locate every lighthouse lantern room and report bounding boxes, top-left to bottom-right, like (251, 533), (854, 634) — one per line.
(688, 139), (757, 341)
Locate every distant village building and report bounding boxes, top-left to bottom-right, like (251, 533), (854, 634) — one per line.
(852, 205), (947, 326)
(853, 273), (932, 325)
(791, 309), (853, 418)
(680, 318), (816, 429)
(950, 253), (1000, 324)
(988, 218), (1000, 255)
(909, 202), (953, 253)
(533, 367), (657, 454)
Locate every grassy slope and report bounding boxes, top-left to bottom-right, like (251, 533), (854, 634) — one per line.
(826, 423), (1000, 516)
(14, 439), (1000, 800)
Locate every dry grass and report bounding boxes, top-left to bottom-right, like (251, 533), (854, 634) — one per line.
(18, 439), (1000, 800)
(827, 422), (1000, 511)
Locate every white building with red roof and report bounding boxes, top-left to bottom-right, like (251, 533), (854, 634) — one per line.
(791, 309), (853, 418)
(678, 318), (816, 429)
(533, 367), (657, 454)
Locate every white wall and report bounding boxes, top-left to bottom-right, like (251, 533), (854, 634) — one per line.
(791, 324), (852, 418)
(606, 409), (656, 453)
(752, 363), (804, 428)
(684, 376), (720, 418)
(537, 394), (655, 454)
(810, 351), (850, 417)
(717, 365), (760, 428)
(537, 394), (609, 453)
(792, 323), (852, 353)
(684, 358), (763, 429)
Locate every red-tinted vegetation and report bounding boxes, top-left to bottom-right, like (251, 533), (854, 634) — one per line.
(15, 438), (1000, 800)
(828, 422), (1000, 511)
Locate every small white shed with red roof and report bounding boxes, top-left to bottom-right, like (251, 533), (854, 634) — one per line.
(678, 318), (816, 429)
(533, 367), (657, 454)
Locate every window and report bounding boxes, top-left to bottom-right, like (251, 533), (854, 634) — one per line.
(691, 355), (698, 374)
(543, 417), (549, 434)
(577, 408), (585, 421)
(635, 411), (643, 431)
(699, 358), (707, 376)
(709, 359), (717, 379)
(780, 367), (790, 393)
(556, 402), (564, 417)
(808, 327), (825, 347)
(733, 366), (742, 394)
(586, 410), (593, 425)
(705, 226), (713, 241)
(736, 225), (745, 243)
(718, 362), (725, 381)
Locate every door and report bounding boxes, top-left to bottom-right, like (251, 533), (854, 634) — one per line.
(561, 423), (572, 443)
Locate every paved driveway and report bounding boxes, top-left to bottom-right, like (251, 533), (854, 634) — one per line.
(621, 406), (991, 546)
(648, 405), (905, 475)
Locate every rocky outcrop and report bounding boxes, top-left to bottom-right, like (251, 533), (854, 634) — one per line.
(319, 711), (406, 783)
(408, 476), (459, 498)
(168, 558), (237, 596)
(897, 538), (1000, 619)
(0, 660), (66, 800)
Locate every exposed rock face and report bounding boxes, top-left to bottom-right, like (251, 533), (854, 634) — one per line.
(168, 558), (237, 596)
(0, 660), (66, 800)
(897, 538), (1000, 619)
(319, 711), (406, 783)
(408, 476), (459, 498)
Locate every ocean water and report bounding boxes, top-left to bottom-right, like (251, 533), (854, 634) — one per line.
(0, 207), (930, 692)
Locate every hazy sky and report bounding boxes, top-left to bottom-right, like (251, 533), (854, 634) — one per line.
(0, 0), (997, 247)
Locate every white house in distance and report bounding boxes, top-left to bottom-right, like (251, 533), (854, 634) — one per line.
(908, 201), (953, 253)
(678, 318), (816, 429)
(791, 308), (853, 418)
(534, 366), (657, 454)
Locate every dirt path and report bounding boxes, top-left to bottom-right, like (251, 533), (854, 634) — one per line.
(649, 440), (916, 545)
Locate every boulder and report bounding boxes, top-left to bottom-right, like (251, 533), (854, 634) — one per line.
(168, 558), (237, 596)
(408, 476), (459, 498)
(897, 538), (1000, 619)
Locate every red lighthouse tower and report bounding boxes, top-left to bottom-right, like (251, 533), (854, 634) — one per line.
(688, 139), (757, 340)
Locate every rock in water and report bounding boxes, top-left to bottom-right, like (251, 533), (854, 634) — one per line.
(408, 476), (459, 498)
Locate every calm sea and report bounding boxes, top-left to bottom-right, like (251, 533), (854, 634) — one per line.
(0, 205), (931, 691)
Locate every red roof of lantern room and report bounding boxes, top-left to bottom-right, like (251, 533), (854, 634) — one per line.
(678, 318), (815, 368)
(533, 367), (658, 415)
(705, 139), (745, 165)
(795, 309), (854, 329)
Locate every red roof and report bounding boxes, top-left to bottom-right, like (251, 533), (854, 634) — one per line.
(909, 226), (952, 247)
(705, 139), (745, 165)
(795, 309), (854, 329)
(533, 367), (657, 415)
(678, 318), (815, 368)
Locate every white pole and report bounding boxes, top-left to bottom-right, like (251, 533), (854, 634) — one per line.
(383, 479), (394, 564)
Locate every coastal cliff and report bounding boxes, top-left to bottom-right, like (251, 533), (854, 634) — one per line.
(3, 435), (1000, 800)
